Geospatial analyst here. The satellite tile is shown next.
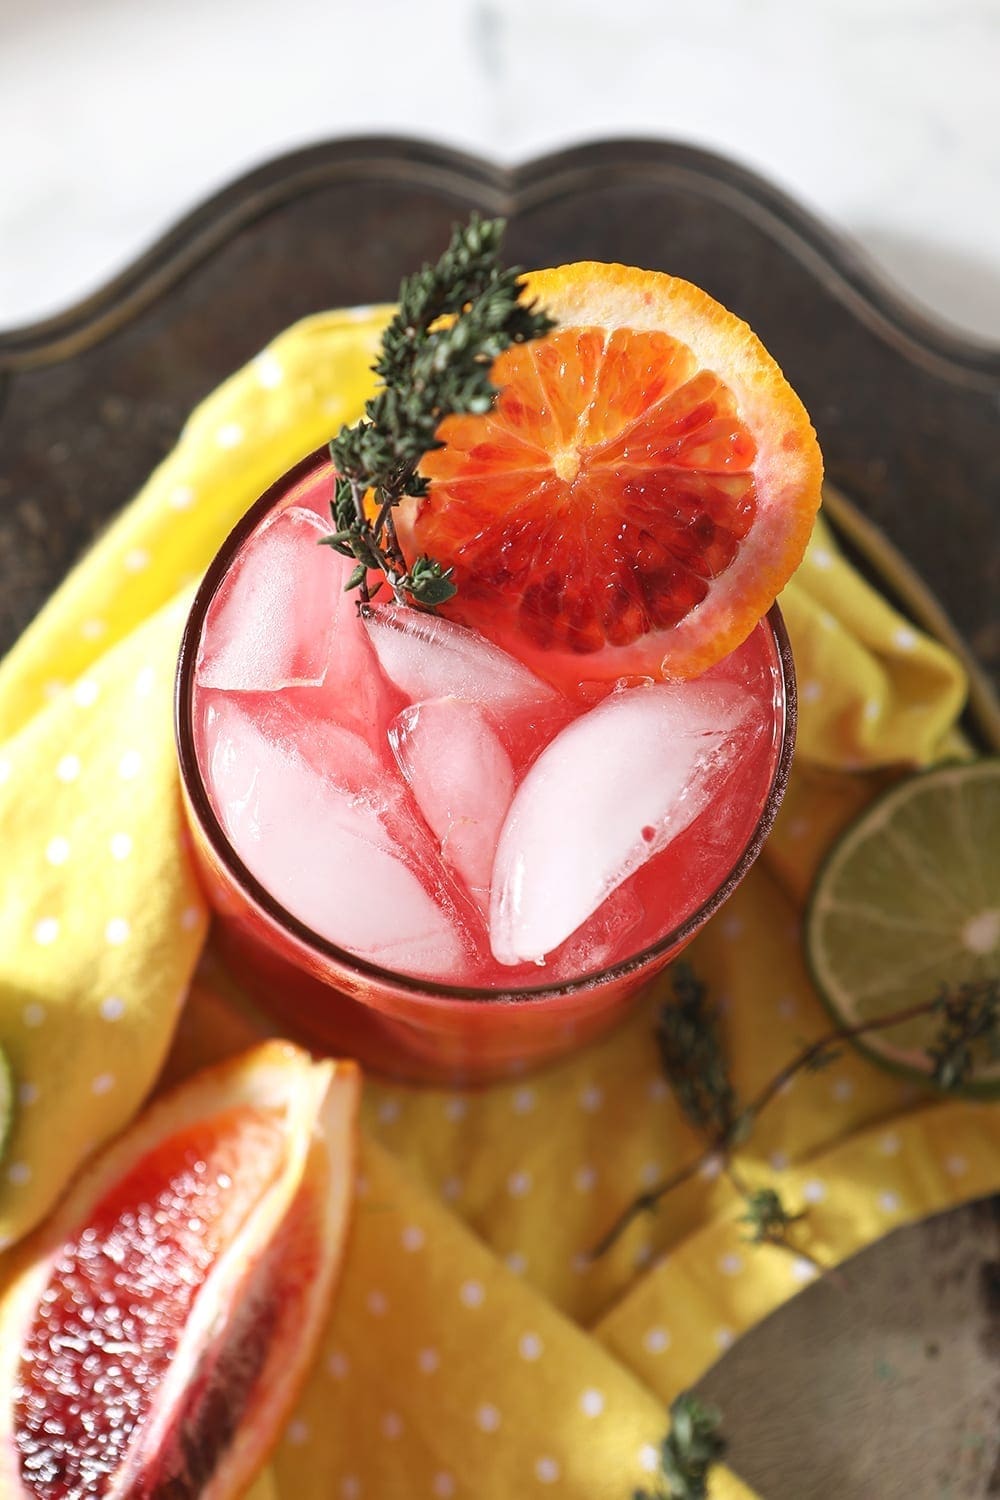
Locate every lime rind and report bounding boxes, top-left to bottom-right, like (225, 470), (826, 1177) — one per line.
(805, 757), (1000, 1095)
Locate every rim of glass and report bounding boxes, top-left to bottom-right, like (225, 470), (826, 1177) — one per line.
(175, 447), (798, 1007)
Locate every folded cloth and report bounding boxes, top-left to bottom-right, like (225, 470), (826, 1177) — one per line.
(0, 310), (989, 1499)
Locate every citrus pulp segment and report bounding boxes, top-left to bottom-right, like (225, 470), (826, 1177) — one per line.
(0, 1041), (360, 1499)
(806, 759), (1000, 1090)
(407, 262), (822, 685)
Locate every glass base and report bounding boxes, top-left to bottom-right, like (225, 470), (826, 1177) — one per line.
(210, 914), (663, 1088)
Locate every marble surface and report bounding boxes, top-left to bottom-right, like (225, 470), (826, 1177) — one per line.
(2, 0), (999, 340)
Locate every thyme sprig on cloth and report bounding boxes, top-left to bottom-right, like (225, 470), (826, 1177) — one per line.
(594, 969), (999, 1259)
(635, 1394), (727, 1500)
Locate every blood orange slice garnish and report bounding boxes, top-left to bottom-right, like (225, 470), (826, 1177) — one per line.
(0, 1042), (359, 1500)
(405, 262), (823, 684)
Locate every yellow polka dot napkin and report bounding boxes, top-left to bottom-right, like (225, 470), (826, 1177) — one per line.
(0, 309), (992, 1500)
(0, 309), (391, 1247)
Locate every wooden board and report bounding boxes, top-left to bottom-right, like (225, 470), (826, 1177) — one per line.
(1, 136), (998, 1497)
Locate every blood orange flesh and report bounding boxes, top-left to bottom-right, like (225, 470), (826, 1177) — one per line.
(408, 263), (822, 685)
(0, 1044), (359, 1500)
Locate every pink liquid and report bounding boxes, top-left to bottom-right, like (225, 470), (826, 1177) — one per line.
(190, 465), (785, 995)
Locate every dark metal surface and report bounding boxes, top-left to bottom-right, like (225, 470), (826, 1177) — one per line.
(699, 1199), (1000, 1498)
(1, 135), (998, 1496)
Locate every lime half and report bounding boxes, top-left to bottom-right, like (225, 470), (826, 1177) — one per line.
(806, 758), (1000, 1092)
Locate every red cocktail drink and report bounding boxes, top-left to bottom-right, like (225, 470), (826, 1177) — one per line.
(176, 452), (794, 1084)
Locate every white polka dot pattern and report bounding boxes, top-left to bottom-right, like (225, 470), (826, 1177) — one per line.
(109, 832), (133, 861)
(638, 1444), (660, 1474)
(216, 422), (245, 449)
(33, 918), (59, 946)
(117, 750), (142, 780)
(56, 754), (81, 783)
(254, 353), (285, 389)
(475, 1403), (500, 1433)
(45, 836), (70, 866)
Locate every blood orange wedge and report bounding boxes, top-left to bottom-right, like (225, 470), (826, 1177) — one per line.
(0, 1042), (359, 1500)
(406, 261), (823, 685)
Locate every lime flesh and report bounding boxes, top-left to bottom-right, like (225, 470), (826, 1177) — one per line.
(806, 759), (1000, 1089)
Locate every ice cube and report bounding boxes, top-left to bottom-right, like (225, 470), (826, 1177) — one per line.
(251, 693), (384, 793)
(388, 698), (516, 908)
(363, 605), (559, 712)
(305, 549), (402, 753)
(203, 694), (469, 979)
(489, 682), (752, 965)
(196, 506), (337, 691)
(545, 885), (645, 983)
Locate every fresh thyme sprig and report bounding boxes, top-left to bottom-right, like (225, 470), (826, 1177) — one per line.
(655, 965), (740, 1142)
(322, 214), (556, 609)
(929, 976), (1000, 1088)
(635, 1394), (727, 1500)
(739, 1186), (805, 1243)
(593, 969), (999, 1259)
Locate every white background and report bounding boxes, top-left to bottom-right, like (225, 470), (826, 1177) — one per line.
(1, 0), (999, 340)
